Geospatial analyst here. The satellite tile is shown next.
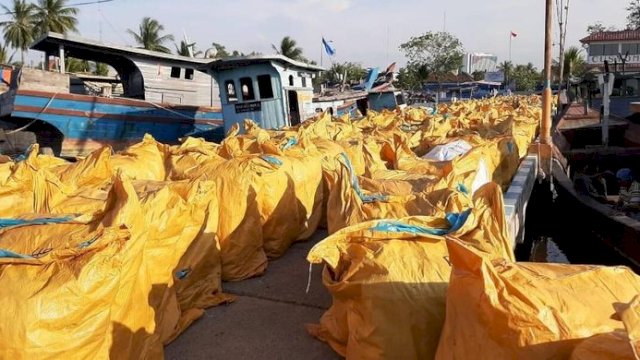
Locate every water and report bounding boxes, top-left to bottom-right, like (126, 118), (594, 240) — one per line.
(529, 237), (570, 263)
(517, 182), (637, 270)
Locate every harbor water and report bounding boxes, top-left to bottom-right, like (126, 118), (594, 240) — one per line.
(518, 181), (637, 270)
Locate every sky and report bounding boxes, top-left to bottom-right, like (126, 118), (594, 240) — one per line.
(7, 0), (635, 70)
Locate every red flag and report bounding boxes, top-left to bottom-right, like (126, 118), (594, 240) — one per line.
(511, 31), (518, 38)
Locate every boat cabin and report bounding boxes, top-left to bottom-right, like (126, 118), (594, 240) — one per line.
(29, 32), (220, 107)
(368, 89), (406, 112)
(201, 55), (323, 131)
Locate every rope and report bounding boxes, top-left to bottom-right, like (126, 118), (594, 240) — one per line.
(143, 99), (200, 121)
(5, 93), (58, 135)
(305, 262), (313, 294)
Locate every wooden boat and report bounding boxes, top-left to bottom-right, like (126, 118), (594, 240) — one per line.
(552, 102), (640, 268)
(0, 32), (223, 157)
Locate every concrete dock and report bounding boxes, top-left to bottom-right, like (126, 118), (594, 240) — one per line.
(165, 231), (340, 360)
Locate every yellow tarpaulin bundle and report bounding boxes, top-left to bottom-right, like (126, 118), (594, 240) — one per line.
(0, 224), (144, 359)
(111, 134), (169, 181)
(307, 182), (515, 360)
(165, 137), (223, 181)
(436, 239), (640, 360)
(570, 295), (640, 360)
(204, 156), (267, 281)
(0, 173), (230, 359)
(212, 127), (326, 259)
(323, 153), (469, 234)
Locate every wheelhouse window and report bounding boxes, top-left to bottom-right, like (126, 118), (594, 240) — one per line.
(170, 66), (181, 78)
(257, 74), (274, 99)
(288, 75), (294, 86)
(240, 77), (255, 101)
(184, 68), (194, 80)
(225, 80), (238, 102)
(301, 77), (307, 87)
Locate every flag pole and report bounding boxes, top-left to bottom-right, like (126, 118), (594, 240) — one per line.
(320, 37), (323, 67)
(509, 33), (512, 62)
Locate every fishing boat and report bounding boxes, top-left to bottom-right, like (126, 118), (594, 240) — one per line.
(552, 101), (640, 268)
(0, 32), (223, 157)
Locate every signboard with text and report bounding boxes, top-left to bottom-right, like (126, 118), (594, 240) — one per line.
(234, 101), (262, 113)
(588, 54), (640, 64)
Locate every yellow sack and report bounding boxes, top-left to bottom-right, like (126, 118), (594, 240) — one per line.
(129, 178), (231, 343)
(306, 217), (456, 360)
(436, 239), (640, 360)
(166, 137), (223, 180)
(111, 134), (169, 181)
(0, 224), (141, 359)
(570, 331), (636, 360)
(0, 149), (72, 216)
(205, 156), (267, 281)
(308, 184), (515, 359)
(323, 153), (468, 234)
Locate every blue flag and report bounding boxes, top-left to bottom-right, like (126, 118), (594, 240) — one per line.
(322, 37), (336, 56)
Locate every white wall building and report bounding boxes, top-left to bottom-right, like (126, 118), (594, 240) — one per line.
(461, 53), (498, 74)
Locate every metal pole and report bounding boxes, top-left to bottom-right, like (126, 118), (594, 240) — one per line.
(541, 0), (553, 145)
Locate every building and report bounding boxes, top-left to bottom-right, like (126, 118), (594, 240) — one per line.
(580, 29), (640, 96)
(201, 55), (323, 131)
(580, 29), (640, 73)
(461, 53), (498, 74)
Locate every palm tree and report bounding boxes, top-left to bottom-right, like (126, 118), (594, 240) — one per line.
(272, 36), (303, 60)
(33, 0), (78, 35)
(0, 0), (35, 64)
(497, 60), (513, 85)
(562, 46), (585, 79)
(175, 40), (202, 57)
(127, 17), (174, 53)
(93, 62), (108, 76)
(65, 57), (89, 73)
(0, 43), (14, 64)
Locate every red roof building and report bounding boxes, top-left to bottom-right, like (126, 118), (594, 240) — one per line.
(580, 29), (640, 73)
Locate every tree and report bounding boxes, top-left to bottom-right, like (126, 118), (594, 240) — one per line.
(586, 22), (606, 35)
(471, 70), (486, 81)
(562, 46), (585, 80)
(628, 0), (640, 29)
(33, 0), (78, 35)
(272, 36), (304, 61)
(394, 64), (430, 90)
(399, 31), (464, 89)
(0, 43), (14, 64)
(320, 62), (367, 86)
(94, 62), (108, 76)
(65, 57), (89, 73)
(127, 17), (174, 53)
(175, 40), (202, 57)
(497, 60), (513, 85)
(0, 0), (35, 64)
(510, 63), (541, 91)
(209, 42), (229, 58)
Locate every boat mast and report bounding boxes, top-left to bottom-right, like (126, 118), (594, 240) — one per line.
(542, 0), (553, 145)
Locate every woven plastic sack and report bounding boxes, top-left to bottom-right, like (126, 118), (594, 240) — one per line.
(307, 183), (515, 359)
(436, 239), (640, 360)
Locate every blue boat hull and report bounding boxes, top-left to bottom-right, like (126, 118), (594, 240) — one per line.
(8, 90), (223, 156)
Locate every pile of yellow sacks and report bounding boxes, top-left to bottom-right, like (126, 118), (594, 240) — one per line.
(0, 95), (587, 359)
